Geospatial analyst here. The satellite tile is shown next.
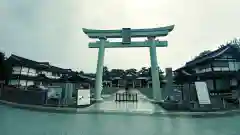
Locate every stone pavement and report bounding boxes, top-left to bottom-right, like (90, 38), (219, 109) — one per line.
(2, 88), (240, 117)
(87, 89), (166, 114)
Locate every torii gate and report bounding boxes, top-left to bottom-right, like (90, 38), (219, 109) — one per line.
(82, 25), (174, 102)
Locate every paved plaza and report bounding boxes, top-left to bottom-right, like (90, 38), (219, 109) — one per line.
(87, 89), (166, 114)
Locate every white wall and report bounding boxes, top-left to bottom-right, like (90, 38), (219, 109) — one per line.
(12, 66), (60, 79)
(28, 68), (37, 76)
(9, 80), (34, 86)
(12, 67), (21, 74)
(9, 80), (18, 85)
(195, 60), (239, 73)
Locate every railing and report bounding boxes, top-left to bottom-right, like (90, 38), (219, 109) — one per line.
(115, 92), (138, 102)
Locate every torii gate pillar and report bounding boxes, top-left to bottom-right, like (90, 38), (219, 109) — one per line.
(83, 25), (174, 102)
(94, 37), (106, 101)
(148, 36), (161, 101)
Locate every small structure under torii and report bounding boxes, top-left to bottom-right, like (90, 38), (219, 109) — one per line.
(82, 25), (174, 102)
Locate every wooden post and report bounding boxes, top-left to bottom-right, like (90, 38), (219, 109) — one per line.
(25, 67), (30, 88)
(18, 66), (23, 87)
(140, 80), (142, 88)
(222, 98), (226, 109)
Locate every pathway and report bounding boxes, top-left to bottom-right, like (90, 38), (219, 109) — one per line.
(87, 89), (166, 114)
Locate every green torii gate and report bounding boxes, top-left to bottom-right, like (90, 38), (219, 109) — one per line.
(82, 25), (174, 102)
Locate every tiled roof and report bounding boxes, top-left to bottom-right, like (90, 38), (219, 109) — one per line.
(8, 54), (70, 73)
(175, 44), (240, 72)
(186, 45), (231, 66)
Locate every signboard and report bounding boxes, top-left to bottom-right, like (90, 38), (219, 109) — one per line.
(77, 89), (90, 105)
(47, 86), (62, 99)
(195, 81), (211, 104)
(122, 28), (131, 44)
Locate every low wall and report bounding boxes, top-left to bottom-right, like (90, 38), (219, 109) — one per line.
(2, 99), (240, 117)
(0, 100), (79, 113)
(1, 86), (47, 105)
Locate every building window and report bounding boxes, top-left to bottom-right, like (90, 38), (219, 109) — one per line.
(9, 80), (18, 85)
(28, 68), (37, 76)
(215, 79), (230, 90)
(12, 67), (21, 74)
(196, 64), (211, 73)
(213, 61), (229, 67)
(20, 67), (29, 75)
(26, 81), (34, 86)
(230, 79), (237, 86)
(213, 61), (230, 71)
(19, 80), (27, 86)
(229, 61), (238, 71)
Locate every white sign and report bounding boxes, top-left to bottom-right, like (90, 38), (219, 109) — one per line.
(195, 81), (211, 104)
(77, 89), (90, 105)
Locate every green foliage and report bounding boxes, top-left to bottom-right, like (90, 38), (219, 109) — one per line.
(101, 66), (165, 80)
(0, 52), (11, 84)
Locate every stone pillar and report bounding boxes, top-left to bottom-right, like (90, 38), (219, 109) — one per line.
(182, 83), (191, 107)
(148, 37), (161, 102)
(94, 37), (106, 101)
(164, 68), (173, 99)
(64, 82), (74, 105)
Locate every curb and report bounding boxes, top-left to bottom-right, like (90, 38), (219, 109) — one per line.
(1, 100), (240, 117)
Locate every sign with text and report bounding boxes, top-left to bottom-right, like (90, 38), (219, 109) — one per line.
(77, 89), (90, 105)
(122, 28), (131, 44)
(195, 81), (211, 104)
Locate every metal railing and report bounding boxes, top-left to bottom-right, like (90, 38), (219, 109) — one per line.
(115, 92), (138, 102)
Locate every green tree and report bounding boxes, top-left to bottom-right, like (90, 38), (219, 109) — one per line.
(109, 69), (125, 77)
(0, 52), (4, 81)
(79, 70), (84, 75)
(0, 52), (11, 84)
(103, 66), (110, 80)
(125, 68), (137, 75)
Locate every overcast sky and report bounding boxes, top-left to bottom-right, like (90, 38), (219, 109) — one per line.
(1, 0), (240, 73)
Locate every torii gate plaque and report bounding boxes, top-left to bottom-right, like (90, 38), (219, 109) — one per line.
(82, 25), (174, 102)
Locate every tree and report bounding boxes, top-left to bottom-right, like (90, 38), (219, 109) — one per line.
(228, 38), (240, 49)
(79, 71), (84, 75)
(103, 66), (109, 75)
(138, 67), (150, 77)
(0, 52), (11, 84)
(125, 68), (137, 75)
(0, 52), (4, 81)
(109, 69), (125, 77)
(193, 50), (211, 60)
(229, 38), (240, 45)
(103, 66), (110, 80)
(198, 50), (211, 57)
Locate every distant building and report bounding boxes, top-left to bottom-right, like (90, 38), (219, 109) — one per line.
(0, 54), (95, 106)
(174, 44), (240, 110)
(111, 72), (152, 88)
(6, 54), (93, 88)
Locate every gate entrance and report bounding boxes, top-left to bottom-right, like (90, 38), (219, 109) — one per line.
(82, 25), (174, 102)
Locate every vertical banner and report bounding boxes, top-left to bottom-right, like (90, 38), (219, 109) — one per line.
(195, 81), (211, 104)
(77, 89), (90, 105)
